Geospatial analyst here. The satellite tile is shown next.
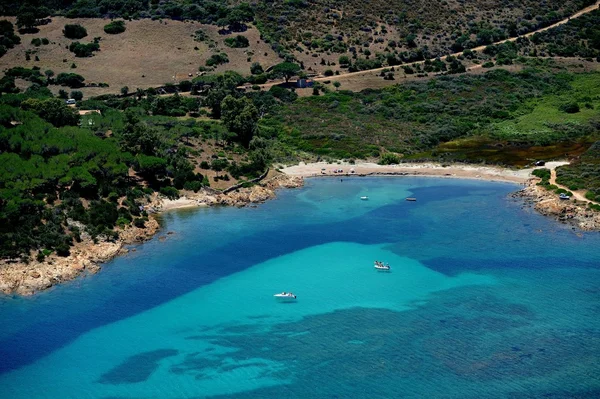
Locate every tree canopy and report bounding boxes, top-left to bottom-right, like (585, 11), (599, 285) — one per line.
(271, 62), (301, 83)
(220, 95), (259, 147)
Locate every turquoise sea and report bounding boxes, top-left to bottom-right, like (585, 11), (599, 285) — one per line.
(1, 177), (599, 398)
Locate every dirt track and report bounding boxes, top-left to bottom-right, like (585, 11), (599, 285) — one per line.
(256, 1), (600, 89)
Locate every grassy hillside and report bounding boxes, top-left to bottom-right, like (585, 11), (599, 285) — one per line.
(0, 17), (282, 97)
(263, 69), (600, 165)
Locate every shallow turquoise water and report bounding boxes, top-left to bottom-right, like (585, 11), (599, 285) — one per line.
(0, 177), (599, 398)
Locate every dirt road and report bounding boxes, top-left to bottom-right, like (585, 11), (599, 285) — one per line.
(256, 1), (600, 89)
(549, 168), (595, 203)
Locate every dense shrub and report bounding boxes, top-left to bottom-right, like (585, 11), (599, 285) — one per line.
(0, 20), (21, 58)
(378, 153), (401, 165)
(224, 35), (249, 48)
(56, 72), (85, 88)
(559, 102), (579, 114)
(63, 24), (87, 39)
(103, 20), (126, 34)
(69, 41), (100, 57)
(250, 62), (264, 75)
(206, 53), (229, 67)
(532, 168), (551, 181)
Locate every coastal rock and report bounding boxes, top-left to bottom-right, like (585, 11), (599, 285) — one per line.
(516, 180), (600, 231)
(0, 215), (161, 296)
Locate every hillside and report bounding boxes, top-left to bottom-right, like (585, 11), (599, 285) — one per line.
(0, 17), (282, 97)
(262, 68), (600, 165)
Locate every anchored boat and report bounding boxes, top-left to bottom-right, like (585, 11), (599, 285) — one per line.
(374, 261), (391, 271)
(274, 292), (297, 300)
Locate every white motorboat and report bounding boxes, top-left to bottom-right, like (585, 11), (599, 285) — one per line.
(374, 261), (391, 271)
(274, 292), (297, 300)
(360, 196), (369, 200)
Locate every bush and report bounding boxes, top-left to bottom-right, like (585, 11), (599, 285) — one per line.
(559, 102), (580, 114)
(63, 24), (87, 39)
(224, 35), (249, 48)
(70, 90), (83, 101)
(324, 69), (334, 76)
(184, 180), (203, 192)
(160, 186), (180, 199)
(250, 62), (264, 75)
(56, 72), (85, 88)
(210, 158), (229, 171)
(104, 20), (126, 34)
(69, 41), (100, 57)
(532, 168), (551, 182)
(339, 55), (351, 67)
(31, 38), (42, 46)
(206, 53), (229, 67)
(378, 153), (401, 165)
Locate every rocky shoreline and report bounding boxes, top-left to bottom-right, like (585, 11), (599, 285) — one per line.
(512, 179), (600, 231)
(152, 173), (304, 211)
(0, 174), (304, 296)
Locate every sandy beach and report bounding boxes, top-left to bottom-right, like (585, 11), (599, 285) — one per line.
(280, 161), (569, 184)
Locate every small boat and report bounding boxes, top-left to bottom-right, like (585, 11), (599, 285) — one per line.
(559, 193), (571, 200)
(374, 261), (391, 271)
(406, 197), (417, 201)
(274, 292), (297, 300)
(360, 196), (369, 200)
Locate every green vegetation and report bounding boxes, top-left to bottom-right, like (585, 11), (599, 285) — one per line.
(224, 35), (249, 48)
(522, 9), (600, 59)
(0, 68), (298, 260)
(63, 24), (87, 40)
(0, 20), (21, 58)
(56, 72), (85, 88)
(206, 53), (229, 67)
(252, 0), (592, 60)
(30, 37), (49, 46)
(263, 69), (600, 164)
(556, 141), (600, 202)
(270, 62), (301, 83)
(103, 20), (126, 35)
(69, 41), (100, 57)
(14, 2), (48, 33)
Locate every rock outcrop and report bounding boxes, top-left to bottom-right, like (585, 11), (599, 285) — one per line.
(0, 218), (159, 296)
(512, 179), (600, 231)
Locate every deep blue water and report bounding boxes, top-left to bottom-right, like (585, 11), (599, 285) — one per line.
(0, 177), (599, 398)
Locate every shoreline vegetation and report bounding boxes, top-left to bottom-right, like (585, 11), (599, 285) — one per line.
(2, 162), (598, 297)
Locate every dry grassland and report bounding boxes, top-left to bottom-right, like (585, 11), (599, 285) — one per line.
(0, 17), (282, 97)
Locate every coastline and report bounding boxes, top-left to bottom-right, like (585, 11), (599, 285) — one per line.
(1, 162), (597, 297)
